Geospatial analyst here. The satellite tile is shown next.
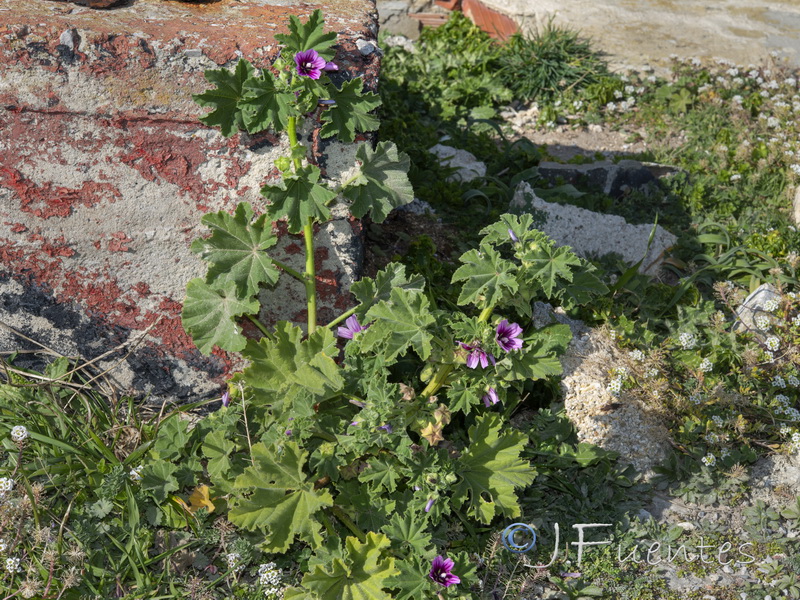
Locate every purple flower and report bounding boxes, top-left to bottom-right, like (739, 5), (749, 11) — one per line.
(424, 498), (435, 513)
(338, 315), (369, 339)
(294, 49), (327, 80)
(377, 423), (393, 433)
(459, 342), (496, 370)
(285, 429), (292, 436)
(482, 387), (499, 407)
(496, 319), (523, 352)
(323, 61), (338, 72)
(508, 228), (519, 243)
(221, 390), (231, 408)
(429, 556), (460, 588)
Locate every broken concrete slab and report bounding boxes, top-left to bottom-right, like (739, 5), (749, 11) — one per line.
(0, 0), (379, 403)
(429, 144), (487, 183)
(510, 182), (676, 275)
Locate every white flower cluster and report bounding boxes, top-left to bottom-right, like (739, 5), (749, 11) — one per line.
(0, 539), (6, 553)
(258, 562), (284, 597)
(679, 332), (697, 350)
(128, 466), (144, 483)
(700, 358), (714, 373)
(705, 432), (719, 444)
(646, 368), (659, 379)
(712, 415), (725, 428)
(0, 477), (13, 498)
(781, 425), (792, 437)
(793, 432), (800, 443)
(10, 426), (27, 443)
(763, 298), (780, 312)
(4, 557), (20, 573)
(628, 349), (645, 362)
(766, 336), (781, 352)
(756, 314), (771, 330)
(607, 377), (622, 397)
(773, 376), (787, 388)
(701, 454), (716, 467)
(226, 552), (244, 573)
(789, 375), (800, 387)
(689, 394), (703, 405)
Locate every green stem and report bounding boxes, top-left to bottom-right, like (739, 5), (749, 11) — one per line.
(287, 116), (303, 171)
(270, 258), (304, 282)
(311, 429), (337, 442)
(246, 315), (271, 338)
(327, 305), (359, 330)
(329, 505), (366, 543)
(304, 217), (317, 335)
(318, 510), (336, 536)
(420, 305), (495, 398)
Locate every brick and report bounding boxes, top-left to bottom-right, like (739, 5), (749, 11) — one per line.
(0, 0), (379, 402)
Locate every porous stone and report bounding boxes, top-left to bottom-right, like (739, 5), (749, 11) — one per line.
(0, 0), (379, 403)
(428, 144), (487, 183)
(734, 283), (781, 333)
(536, 159), (680, 199)
(510, 182), (676, 276)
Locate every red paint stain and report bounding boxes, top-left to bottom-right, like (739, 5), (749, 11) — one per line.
(108, 231), (133, 252)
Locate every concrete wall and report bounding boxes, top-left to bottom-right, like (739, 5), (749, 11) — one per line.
(0, 0), (379, 402)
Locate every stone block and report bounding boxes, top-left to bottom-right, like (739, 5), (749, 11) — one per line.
(0, 0), (379, 402)
(511, 182), (676, 276)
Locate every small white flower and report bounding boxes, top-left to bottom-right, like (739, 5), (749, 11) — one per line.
(788, 375), (799, 387)
(730, 173), (742, 182)
(705, 432), (719, 444)
(700, 358), (714, 373)
(0, 478), (13, 496)
(690, 394), (703, 405)
(128, 466), (144, 483)
(701, 454), (717, 467)
(792, 440), (800, 453)
(766, 350), (775, 361)
(607, 377), (623, 397)
(764, 298), (780, 312)
(258, 562), (283, 587)
(721, 448), (731, 459)
(712, 415), (725, 427)
(792, 432), (800, 443)
(767, 116), (781, 128)
(788, 407), (800, 421)
(732, 95), (743, 105)
(0, 539), (6, 553)
(10, 426), (27, 443)
(756, 314), (771, 330)
(614, 366), (629, 378)
(679, 332), (697, 350)
(791, 164), (800, 176)
(4, 557), (20, 573)
(776, 394), (790, 405)
(629, 349), (645, 362)
(226, 552), (244, 572)
(646, 368), (659, 379)
(793, 314), (800, 327)
(773, 376), (787, 388)
(781, 425), (792, 436)
(766, 336), (781, 351)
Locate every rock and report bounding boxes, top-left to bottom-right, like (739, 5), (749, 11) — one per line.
(377, 1), (424, 39)
(734, 283), (781, 332)
(383, 35), (416, 53)
(793, 187), (800, 225)
(51, 0), (125, 8)
(428, 144), (487, 183)
(393, 198), (435, 215)
(356, 38), (381, 56)
(510, 182), (676, 276)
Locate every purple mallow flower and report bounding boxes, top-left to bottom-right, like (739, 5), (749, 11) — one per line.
(221, 390), (231, 408)
(429, 556), (460, 588)
(338, 315), (369, 339)
(482, 387), (499, 407)
(377, 424), (393, 434)
(508, 228), (519, 243)
(424, 498), (435, 513)
(294, 49), (337, 80)
(496, 319), (524, 352)
(459, 342), (496, 369)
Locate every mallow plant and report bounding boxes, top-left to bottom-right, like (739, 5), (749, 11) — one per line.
(180, 10), (608, 598)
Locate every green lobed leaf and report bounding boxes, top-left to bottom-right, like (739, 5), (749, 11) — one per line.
(193, 59), (254, 137)
(451, 413), (535, 523)
(451, 244), (518, 307)
(555, 264), (609, 309)
(140, 460), (179, 504)
(191, 202), (280, 297)
(239, 70), (294, 134)
(151, 417), (191, 461)
(202, 429), (236, 487)
(230, 442), (333, 552)
(387, 557), (431, 600)
(358, 457), (400, 493)
(446, 380), (483, 415)
(496, 323), (571, 382)
(350, 263), (425, 308)
(360, 288), (436, 361)
(182, 279), (259, 355)
(342, 142), (414, 222)
(381, 511), (435, 559)
(320, 78), (381, 143)
(260, 165), (337, 234)
(275, 9), (337, 61)
(243, 322), (344, 399)
(518, 237), (582, 298)
(302, 533), (398, 600)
